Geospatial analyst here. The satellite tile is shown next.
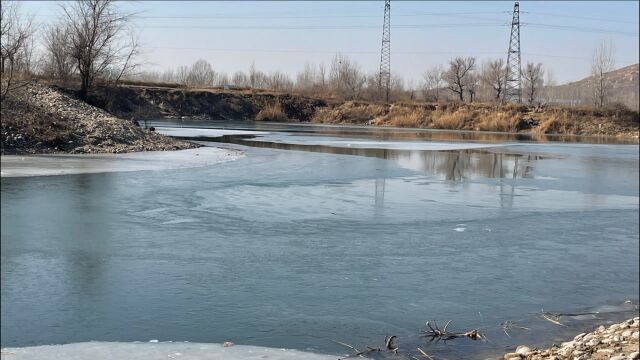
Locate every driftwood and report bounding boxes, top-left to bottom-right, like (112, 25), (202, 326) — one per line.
(423, 320), (486, 342)
(384, 335), (398, 353)
(416, 347), (435, 360)
(500, 320), (530, 337)
(539, 309), (601, 327)
(334, 335), (401, 359)
(333, 339), (383, 359)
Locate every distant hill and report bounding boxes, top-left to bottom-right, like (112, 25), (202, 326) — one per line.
(549, 63), (639, 111)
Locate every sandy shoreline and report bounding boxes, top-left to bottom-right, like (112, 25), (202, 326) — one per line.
(0, 147), (243, 178)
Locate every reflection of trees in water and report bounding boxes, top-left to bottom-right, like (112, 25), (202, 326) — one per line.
(238, 137), (543, 182)
(393, 150), (540, 182)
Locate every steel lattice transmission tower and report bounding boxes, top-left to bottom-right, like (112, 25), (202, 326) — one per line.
(379, 0), (391, 103)
(503, 1), (522, 103)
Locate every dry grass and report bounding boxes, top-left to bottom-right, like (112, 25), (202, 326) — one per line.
(387, 106), (430, 127)
(535, 112), (578, 134)
(475, 111), (521, 132)
(431, 109), (475, 129)
(256, 101), (288, 121)
(312, 101), (386, 124)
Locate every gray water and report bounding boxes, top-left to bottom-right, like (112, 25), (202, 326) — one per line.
(1, 122), (639, 359)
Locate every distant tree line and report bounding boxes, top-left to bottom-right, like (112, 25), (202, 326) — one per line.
(1, 1), (636, 111)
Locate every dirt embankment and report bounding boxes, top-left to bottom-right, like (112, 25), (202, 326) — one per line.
(0, 83), (196, 155)
(86, 85), (328, 122)
(312, 101), (640, 139)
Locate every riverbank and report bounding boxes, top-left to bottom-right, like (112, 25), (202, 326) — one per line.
(312, 101), (640, 139)
(504, 317), (639, 360)
(0, 83), (196, 155)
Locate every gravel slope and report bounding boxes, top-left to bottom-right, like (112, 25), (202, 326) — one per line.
(1, 83), (197, 154)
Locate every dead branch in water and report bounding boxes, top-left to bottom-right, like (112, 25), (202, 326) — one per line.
(539, 311), (568, 327)
(384, 335), (398, 353)
(416, 347), (435, 360)
(333, 339), (384, 359)
(500, 320), (530, 337)
(422, 320), (486, 342)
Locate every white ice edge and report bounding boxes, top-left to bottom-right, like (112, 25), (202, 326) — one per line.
(156, 127), (270, 137)
(0, 342), (337, 360)
(255, 138), (506, 151)
(0, 147), (243, 178)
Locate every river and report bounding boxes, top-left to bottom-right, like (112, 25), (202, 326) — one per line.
(1, 121), (638, 359)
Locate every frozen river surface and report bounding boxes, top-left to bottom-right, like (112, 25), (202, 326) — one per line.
(1, 122), (639, 359)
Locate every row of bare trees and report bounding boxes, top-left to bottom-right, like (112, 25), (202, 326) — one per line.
(1, 0), (138, 100)
(420, 57), (546, 105)
(1, 1), (629, 109)
(1, 1), (35, 99)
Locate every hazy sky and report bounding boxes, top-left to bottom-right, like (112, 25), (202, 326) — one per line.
(21, 1), (640, 85)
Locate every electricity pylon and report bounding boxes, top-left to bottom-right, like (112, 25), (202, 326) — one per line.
(379, 0), (391, 103)
(504, 1), (522, 103)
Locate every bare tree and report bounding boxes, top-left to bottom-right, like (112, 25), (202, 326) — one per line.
(186, 59), (215, 87)
(232, 71), (248, 87)
(541, 68), (556, 105)
(480, 59), (505, 101)
(43, 21), (74, 81)
(215, 72), (230, 86)
(296, 62), (317, 94)
(522, 62), (544, 104)
(161, 68), (175, 83)
(268, 70), (293, 91)
(406, 78), (416, 101)
(249, 62), (258, 88)
(422, 65), (444, 101)
(176, 65), (189, 85)
(61, 0), (138, 99)
(591, 40), (615, 108)
(317, 62), (326, 94)
(466, 72), (479, 103)
(329, 53), (365, 100)
(445, 57), (475, 102)
(1, 1), (35, 99)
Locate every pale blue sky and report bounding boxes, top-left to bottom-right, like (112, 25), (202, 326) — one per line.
(21, 1), (640, 84)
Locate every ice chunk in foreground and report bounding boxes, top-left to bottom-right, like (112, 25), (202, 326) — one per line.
(0, 342), (337, 360)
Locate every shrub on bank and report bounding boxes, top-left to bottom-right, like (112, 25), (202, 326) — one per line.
(256, 101), (288, 121)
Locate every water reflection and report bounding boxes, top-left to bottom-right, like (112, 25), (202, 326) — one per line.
(228, 135), (542, 182)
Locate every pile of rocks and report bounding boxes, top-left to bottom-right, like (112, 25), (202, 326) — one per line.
(504, 317), (639, 360)
(1, 83), (197, 154)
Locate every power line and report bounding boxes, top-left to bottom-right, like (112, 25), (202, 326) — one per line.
(524, 11), (637, 25)
(141, 23), (507, 30)
(144, 45), (627, 62)
(525, 22), (638, 37)
(128, 11), (508, 20)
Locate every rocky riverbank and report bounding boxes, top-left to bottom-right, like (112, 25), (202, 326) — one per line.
(504, 317), (640, 360)
(1, 83), (197, 154)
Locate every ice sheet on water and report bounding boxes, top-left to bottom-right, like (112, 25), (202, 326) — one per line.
(0, 342), (337, 360)
(254, 136), (506, 151)
(0, 148), (243, 178)
(157, 127), (270, 138)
